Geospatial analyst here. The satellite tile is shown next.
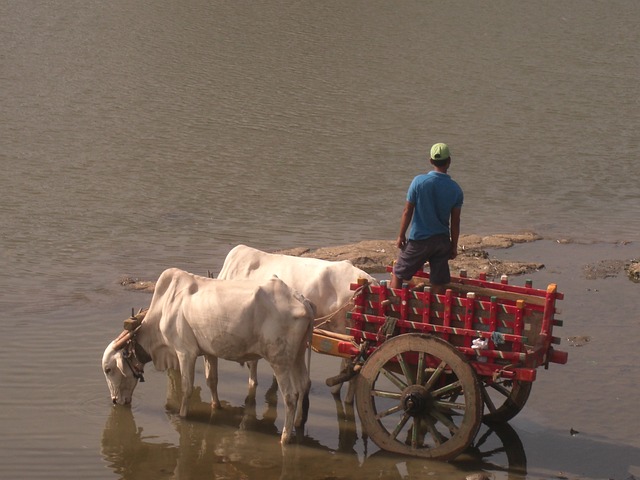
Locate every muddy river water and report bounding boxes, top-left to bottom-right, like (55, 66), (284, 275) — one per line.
(1, 1), (639, 478)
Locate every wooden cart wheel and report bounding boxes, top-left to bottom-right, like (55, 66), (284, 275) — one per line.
(481, 378), (532, 423)
(355, 334), (482, 461)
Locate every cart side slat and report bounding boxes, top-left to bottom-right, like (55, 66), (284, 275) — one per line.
(347, 273), (568, 377)
(347, 312), (529, 346)
(360, 292), (539, 337)
(463, 293), (475, 348)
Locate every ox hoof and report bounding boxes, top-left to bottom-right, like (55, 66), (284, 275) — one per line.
(280, 431), (291, 445)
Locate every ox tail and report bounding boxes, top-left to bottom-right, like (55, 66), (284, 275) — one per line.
(305, 311), (313, 387)
(301, 308), (314, 431)
(300, 297), (315, 386)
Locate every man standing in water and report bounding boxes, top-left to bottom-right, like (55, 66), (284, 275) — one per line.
(390, 143), (463, 294)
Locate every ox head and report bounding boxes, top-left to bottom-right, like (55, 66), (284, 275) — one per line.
(102, 309), (148, 407)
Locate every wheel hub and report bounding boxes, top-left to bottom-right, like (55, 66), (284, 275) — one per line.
(402, 385), (431, 416)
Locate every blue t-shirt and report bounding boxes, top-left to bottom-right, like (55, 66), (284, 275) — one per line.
(406, 171), (463, 241)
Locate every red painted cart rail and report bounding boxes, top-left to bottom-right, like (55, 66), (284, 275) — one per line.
(344, 268), (568, 382)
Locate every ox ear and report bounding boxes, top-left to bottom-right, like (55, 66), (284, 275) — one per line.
(115, 353), (127, 376)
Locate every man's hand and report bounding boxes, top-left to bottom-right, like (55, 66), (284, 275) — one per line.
(449, 243), (458, 260)
(396, 202), (414, 251)
(396, 234), (407, 250)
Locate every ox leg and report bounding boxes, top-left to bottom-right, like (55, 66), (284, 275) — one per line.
(177, 354), (197, 418)
(247, 360), (258, 395)
(294, 361), (311, 430)
(203, 355), (221, 409)
(273, 358), (311, 444)
(165, 368), (183, 413)
(262, 375), (279, 421)
(271, 367), (299, 444)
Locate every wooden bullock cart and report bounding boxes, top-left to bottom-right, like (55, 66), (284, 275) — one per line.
(312, 268), (568, 460)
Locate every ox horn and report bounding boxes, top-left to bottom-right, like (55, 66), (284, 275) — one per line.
(124, 307), (148, 331)
(112, 330), (133, 351)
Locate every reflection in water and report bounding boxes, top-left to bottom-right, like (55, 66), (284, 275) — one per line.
(102, 378), (287, 480)
(364, 422), (527, 480)
(101, 407), (178, 479)
(459, 422), (527, 478)
(333, 395), (359, 455)
(102, 370), (529, 479)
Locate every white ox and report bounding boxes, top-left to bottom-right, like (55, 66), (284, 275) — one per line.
(102, 268), (315, 443)
(217, 244), (377, 398)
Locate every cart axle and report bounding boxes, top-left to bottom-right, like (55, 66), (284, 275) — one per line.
(402, 385), (430, 416)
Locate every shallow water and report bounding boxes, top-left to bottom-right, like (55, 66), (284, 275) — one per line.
(1, 1), (639, 479)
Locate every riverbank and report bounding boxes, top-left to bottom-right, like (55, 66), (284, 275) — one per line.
(120, 232), (639, 292)
(275, 231), (545, 277)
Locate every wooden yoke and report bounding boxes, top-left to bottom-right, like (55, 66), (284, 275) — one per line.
(124, 307), (148, 331)
(112, 308), (149, 351)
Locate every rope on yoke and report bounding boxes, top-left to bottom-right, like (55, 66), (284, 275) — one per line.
(312, 284), (367, 329)
(377, 316), (398, 342)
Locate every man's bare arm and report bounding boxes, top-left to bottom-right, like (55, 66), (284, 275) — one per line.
(450, 207), (461, 259)
(396, 201), (415, 249)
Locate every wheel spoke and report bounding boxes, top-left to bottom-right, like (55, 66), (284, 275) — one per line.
(396, 352), (412, 385)
(411, 417), (420, 449)
(423, 360), (447, 391)
(488, 381), (511, 398)
(423, 415), (445, 446)
(416, 351), (425, 385)
(482, 379), (532, 423)
(431, 408), (459, 436)
(431, 379), (463, 398)
(434, 399), (467, 412)
(390, 413), (411, 440)
(372, 389), (402, 400)
(381, 365), (408, 390)
(481, 383), (498, 414)
(375, 403), (403, 420)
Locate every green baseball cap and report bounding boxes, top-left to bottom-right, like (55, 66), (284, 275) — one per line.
(430, 143), (450, 161)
